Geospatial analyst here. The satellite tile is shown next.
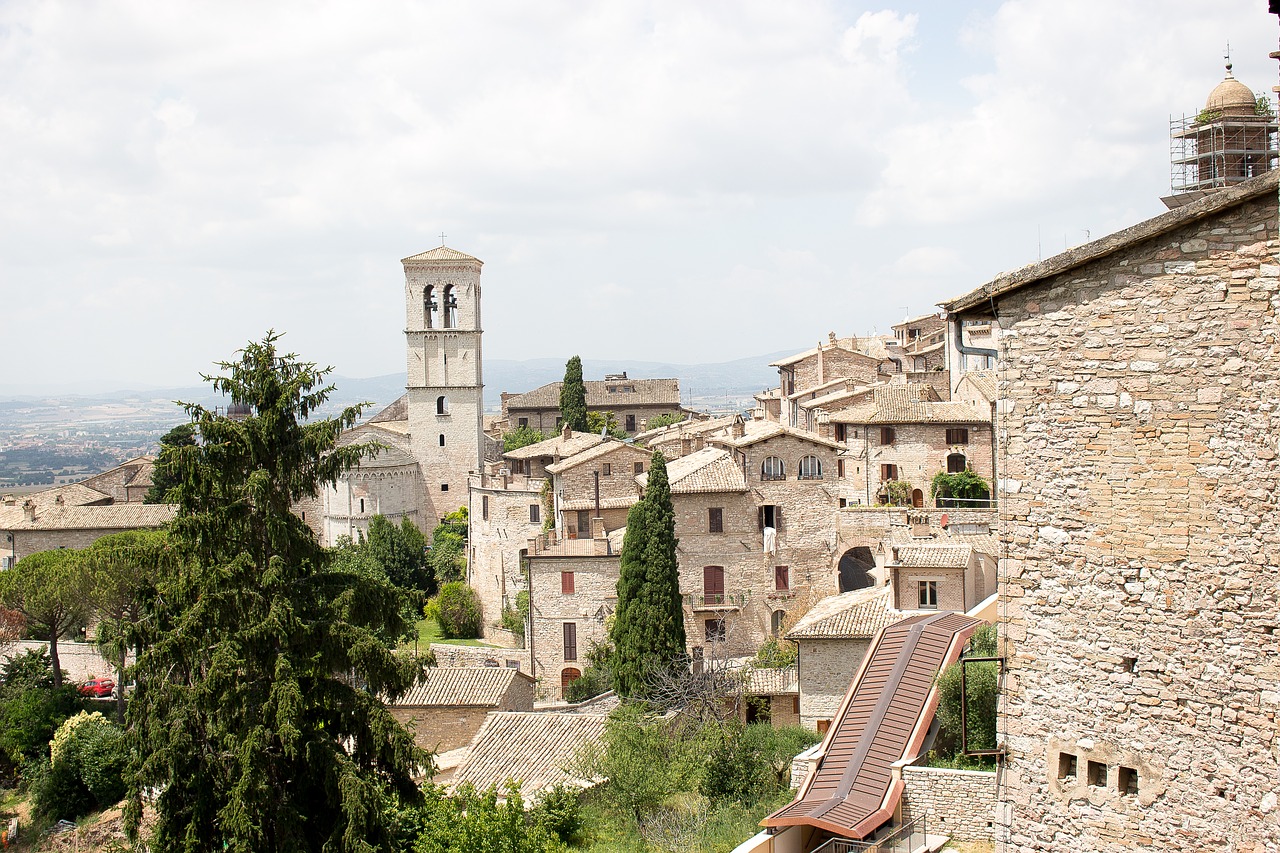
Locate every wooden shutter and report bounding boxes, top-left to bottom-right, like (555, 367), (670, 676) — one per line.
(561, 571), (575, 595)
(703, 566), (724, 604)
(563, 622), (577, 661)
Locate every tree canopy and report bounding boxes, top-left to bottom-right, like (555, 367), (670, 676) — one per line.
(0, 549), (91, 690)
(124, 332), (425, 852)
(609, 451), (685, 698)
(144, 423), (197, 503)
(559, 356), (588, 433)
(501, 426), (545, 453)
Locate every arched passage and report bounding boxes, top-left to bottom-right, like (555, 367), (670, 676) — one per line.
(838, 546), (876, 592)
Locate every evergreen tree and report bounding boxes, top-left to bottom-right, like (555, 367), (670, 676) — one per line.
(364, 514), (432, 594)
(144, 423), (197, 503)
(124, 333), (425, 852)
(0, 549), (91, 690)
(559, 356), (588, 433)
(609, 452), (685, 698)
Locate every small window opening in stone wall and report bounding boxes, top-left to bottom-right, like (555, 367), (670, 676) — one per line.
(1087, 760), (1107, 787)
(1123, 656), (1138, 673)
(1118, 766), (1138, 796)
(441, 483), (449, 492)
(1057, 753), (1078, 781)
(439, 434), (446, 447)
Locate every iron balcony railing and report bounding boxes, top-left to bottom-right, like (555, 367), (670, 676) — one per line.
(809, 817), (927, 853)
(684, 593), (746, 610)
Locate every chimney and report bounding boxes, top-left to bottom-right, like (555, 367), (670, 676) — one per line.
(680, 437), (693, 457)
(562, 423), (572, 440)
(694, 435), (705, 451)
(731, 418), (745, 439)
(54, 494), (64, 506)
(22, 500), (35, 522)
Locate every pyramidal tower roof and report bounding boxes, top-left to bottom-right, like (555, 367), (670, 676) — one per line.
(401, 245), (482, 264)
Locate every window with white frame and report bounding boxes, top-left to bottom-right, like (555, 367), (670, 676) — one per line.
(918, 580), (938, 609)
(761, 456), (785, 481)
(797, 455), (823, 480)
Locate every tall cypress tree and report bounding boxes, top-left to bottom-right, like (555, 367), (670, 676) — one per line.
(559, 355), (589, 433)
(124, 333), (425, 852)
(609, 451), (685, 698)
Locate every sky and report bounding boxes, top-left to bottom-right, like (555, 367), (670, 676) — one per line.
(2, 0), (1278, 392)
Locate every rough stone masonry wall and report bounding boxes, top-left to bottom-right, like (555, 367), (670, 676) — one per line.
(427, 644), (530, 673)
(993, 193), (1280, 851)
(797, 637), (871, 729)
(899, 765), (995, 842)
(469, 482), (542, 635)
(528, 553), (619, 697)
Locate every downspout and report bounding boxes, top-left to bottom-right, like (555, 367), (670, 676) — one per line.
(949, 314), (998, 367)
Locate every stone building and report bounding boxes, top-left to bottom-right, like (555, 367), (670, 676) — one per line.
(942, 169), (1280, 849)
(545, 439), (651, 537)
(500, 373), (681, 436)
(386, 666), (535, 754)
(467, 472), (543, 632)
(886, 543), (994, 614)
(500, 427), (603, 479)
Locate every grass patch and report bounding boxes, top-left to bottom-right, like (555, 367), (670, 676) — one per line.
(399, 618), (496, 650)
(574, 787), (793, 852)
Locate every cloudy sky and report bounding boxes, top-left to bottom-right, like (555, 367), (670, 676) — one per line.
(2, 0), (1277, 391)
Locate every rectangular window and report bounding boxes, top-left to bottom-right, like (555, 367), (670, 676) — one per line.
(602, 463), (612, 477)
(1118, 766), (1138, 796)
(758, 505), (780, 531)
(837, 459), (845, 478)
(518, 417), (529, 428)
(481, 496), (489, 520)
(946, 427), (970, 445)
(625, 414), (636, 431)
(880, 427), (895, 445)
(561, 571), (575, 595)
(1058, 753), (1078, 781)
(441, 483), (449, 492)
(529, 504), (540, 524)
(880, 464), (898, 481)
(703, 566), (725, 605)
(563, 622), (577, 661)
(793, 696), (800, 715)
(704, 618), (726, 643)
(634, 461), (643, 474)
(834, 423), (847, 442)
(708, 508), (723, 533)
(775, 565), (790, 591)
(1087, 760), (1107, 787)
(816, 720), (831, 735)
(918, 580), (938, 609)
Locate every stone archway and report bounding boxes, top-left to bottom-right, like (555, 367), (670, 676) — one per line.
(837, 547), (876, 592)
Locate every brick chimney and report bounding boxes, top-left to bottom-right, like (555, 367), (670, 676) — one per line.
(562, 423), (572, 440)
(731, 418), (745, 439)
(680, 437), (693, 457)
(22, 500), (35, 522)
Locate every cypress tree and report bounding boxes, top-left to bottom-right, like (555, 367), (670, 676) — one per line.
(609, 451), (685, 698)
(123, 333), (425, 852)
(559, 355), (589, 433)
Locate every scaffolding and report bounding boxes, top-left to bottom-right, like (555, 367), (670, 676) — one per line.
(1170, 112), (1278, 194)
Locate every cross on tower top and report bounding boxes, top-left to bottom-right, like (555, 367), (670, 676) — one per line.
(439, 232), (447, 246)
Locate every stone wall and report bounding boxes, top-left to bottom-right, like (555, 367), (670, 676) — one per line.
(9, 527), (137, 560)
(838, 421), (993, 507)
(796, 637), (871, 729)
(427, 644), (530, 673)
(899, 765), (996, 842)
(979, 187), (1280, 849)
(391, 706), (492, 754)
(468, 480), (542, 634)
(527, 552), (620, 698)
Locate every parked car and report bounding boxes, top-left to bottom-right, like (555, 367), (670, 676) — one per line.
(78, 678), (115, 698)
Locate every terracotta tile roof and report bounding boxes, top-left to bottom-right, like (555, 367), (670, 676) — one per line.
(503, 431), (605, 461)
(743, 666), (798, 696)
(830, 384), (991, 425)
(544, 440), (649, 474)
(787, 586), (898, 640)
(798, 384), (875, 411)
(637, 447), (747, 494)
(559, 495), (639, 511)
(391, 667), (532, 708)
(633, 414), (738, 445)
(0, 503), (177, 531)
(451, 711), (608, 798)
(80, 456), (156, 498)
(505, 378), (680, 410)
(337, 424), (418, 467)
(954, 370), (997, 403)
(402, 246), (482, 263)
(23, 483), (113, 510)
(713, 420), (844, 451)
(893, 545), (974, 569)
(943, 531), (999, 556)
(942, 170), (1279, 314)
(770, 339), (880, 369)
(764, 612), (983, 839)
(892, 313), (943, 329)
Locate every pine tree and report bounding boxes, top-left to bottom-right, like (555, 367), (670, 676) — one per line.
(124, 333), (425, 852)
(144, 423), (197, 503)
(559, 355), (589, 433)
(609, 452), (685, 698)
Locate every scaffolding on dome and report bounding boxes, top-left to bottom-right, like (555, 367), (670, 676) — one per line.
(1169, 111), (1279, 195)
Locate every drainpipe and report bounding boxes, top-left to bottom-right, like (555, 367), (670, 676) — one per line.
(949, 315), (998, 369)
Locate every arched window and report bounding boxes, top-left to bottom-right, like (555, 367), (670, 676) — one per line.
(947, 453), (967, 473)
(442, 285), (458, 328)
(761, 456), (785, 481)
(771, 610), (786, 637)
(798, 455), (823, 480)
(436, 395), (449, 415)
(423, 286), (436, 328)
(560, 668), (582, 696)
(438, 434), (445, 447)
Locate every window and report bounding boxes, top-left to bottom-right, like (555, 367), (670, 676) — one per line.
(774, 565), (789, 591)
(947, 453), (967, 474)
(436, 395), (449, 415)
(560, 668), (581, 695)
(771, 609), (786, 636)
(1087, 760), (1107, 787)
(625, 414), (636, 431)
(634, 461), (644, 474)
(556, 416), (563, 428)
(816, 720), (831, 735)
(563, 623), (578, 661)
(529, 504), (540, 524)
(798, 455), (823, 480)
(918, 580), (938, 609)
(758, 505), (780, 531)
(880, 427), (895, 445)
(482, 495), (489, 520)
(561, 571), (575, 595)
(946, 427), (969, 445)
(761, 456), (785, 480)
(423, 286), (435, 328)
(837, 459), (845, 478)
(708, 508), (723, 534)
(1118, 766), (1138, 796)
(359, 498), (365, 514)
(442, 285), (458, 328)
(441, 483), (449, 492)
(880, 464), (899, 482)
(703, 566), (725, 605)
(1057, 753), (1078, 781)
(835, 423), (847, 442)
(704, 618), (726, 643)
(518, 417), (528, 428)
(602, 463), (611, 477)
(439, 434), (446, 447)
(576, 510), (590, 536)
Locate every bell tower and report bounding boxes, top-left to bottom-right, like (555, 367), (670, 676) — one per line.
(402, 245), (485, 521)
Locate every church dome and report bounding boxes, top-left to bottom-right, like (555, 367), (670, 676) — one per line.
(1205, 66), (1258, 117)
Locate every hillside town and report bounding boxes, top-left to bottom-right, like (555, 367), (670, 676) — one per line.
(1, 19), (1279, 853)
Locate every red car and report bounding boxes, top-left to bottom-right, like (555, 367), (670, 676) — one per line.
(78, 678), (115, 698)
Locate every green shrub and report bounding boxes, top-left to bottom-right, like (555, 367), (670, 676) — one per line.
(31, 711), (125, 824)
(752, 637), (796, 669)
(563, 643), (611, 703)
(931, 469), (991, 507)
(531, 785), (584, 845)
(502, 426), (546, 452)
(434, 583), (482, 639)
(500, 591), (529, 643)
(701, 723), (821, 804)
(644, 413), (687, 431)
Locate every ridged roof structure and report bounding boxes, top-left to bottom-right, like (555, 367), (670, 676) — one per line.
(401, 246), (483, 263)
(636, 447), (747, 495)
(390, 667), (531, 708)
(451, 711), (608, 799)
(787, 586), (899, 641)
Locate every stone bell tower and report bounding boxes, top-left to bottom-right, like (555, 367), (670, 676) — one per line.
(402, 245), (485, 522)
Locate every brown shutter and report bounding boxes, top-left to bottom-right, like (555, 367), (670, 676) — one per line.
(563, 622), (577, 661)
(561, 571), (575, 595)
(757, 507), (764, 532)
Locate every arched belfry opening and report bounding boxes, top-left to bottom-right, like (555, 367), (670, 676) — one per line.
(423, 286), (436, 328)
(442, 285), (458, 328)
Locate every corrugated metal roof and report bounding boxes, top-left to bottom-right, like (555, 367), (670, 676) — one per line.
(451, 711), (608, 799)
(391, 667), (531, 708)
(763, 612), (983, 838)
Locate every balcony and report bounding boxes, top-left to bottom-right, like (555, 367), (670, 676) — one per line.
(685, 593), (746, 611)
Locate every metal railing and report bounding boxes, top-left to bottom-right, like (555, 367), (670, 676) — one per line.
(810, 817), (926, 853)
(684, 593), (746, 610)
